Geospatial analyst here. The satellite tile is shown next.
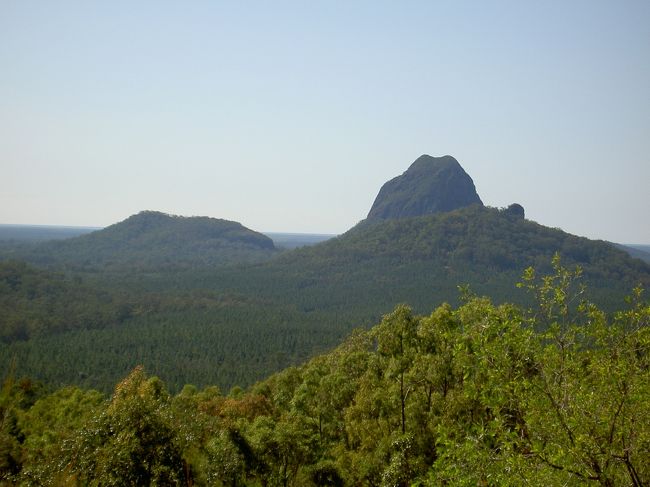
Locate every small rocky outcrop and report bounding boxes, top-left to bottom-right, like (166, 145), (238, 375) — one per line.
(504, 203), (525, 220)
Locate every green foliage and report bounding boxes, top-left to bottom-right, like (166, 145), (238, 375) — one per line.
(1, 266), (649, 485)
(17, 386), (103, 483)
(1, 206), (649, 397)
(62, 366), (186, 485)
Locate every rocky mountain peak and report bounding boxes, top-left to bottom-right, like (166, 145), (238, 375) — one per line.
(367, 154), (483, 220)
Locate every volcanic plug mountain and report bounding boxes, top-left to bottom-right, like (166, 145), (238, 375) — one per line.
(367, 154), (483, 220)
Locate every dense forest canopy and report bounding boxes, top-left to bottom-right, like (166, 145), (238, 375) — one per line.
(1, 260), (648, 485)
(1, 155), (649, 484)
(1, 204), (649, 393)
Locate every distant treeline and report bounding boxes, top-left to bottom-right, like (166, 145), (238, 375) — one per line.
(0, 224), (98, 242)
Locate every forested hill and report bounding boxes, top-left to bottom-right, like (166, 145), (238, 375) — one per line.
(4, 205), (647, 394)
(1, 156), (649, 395)
(2, 211), (277, 270)
(265, 205), (650, 311)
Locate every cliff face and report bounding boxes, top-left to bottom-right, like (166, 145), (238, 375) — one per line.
(367, 155), (483, 220)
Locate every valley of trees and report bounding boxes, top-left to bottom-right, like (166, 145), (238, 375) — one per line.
(0, 259), (648, 485)
(1, 206), (649, 393)
(1, 154), (649, 485)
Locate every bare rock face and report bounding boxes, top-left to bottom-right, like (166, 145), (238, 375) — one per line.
(367, 155), (483, 220)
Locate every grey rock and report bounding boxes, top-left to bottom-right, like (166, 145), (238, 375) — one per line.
(367, 155), (483, 220)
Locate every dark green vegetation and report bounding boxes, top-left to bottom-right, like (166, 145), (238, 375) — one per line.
(1, 262), (648, 485)
(0, 261), (131, 343)
(367, 154), (483, 220)
(1, 211), (277, 270)
(1, 155), (649, 484)
(0, 155), (648, 396)
(1, 204), (648, 394)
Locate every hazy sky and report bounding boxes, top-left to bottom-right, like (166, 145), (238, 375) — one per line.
(1, 1), (649, 242)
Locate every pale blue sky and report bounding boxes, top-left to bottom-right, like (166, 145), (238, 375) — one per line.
(1, 1), (649, 242)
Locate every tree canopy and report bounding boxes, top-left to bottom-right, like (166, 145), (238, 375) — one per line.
(0, 260), (647, 485)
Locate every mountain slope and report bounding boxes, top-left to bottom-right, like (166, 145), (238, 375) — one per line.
(11, 211), (277, 269)
(263, 205), (650, 313)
